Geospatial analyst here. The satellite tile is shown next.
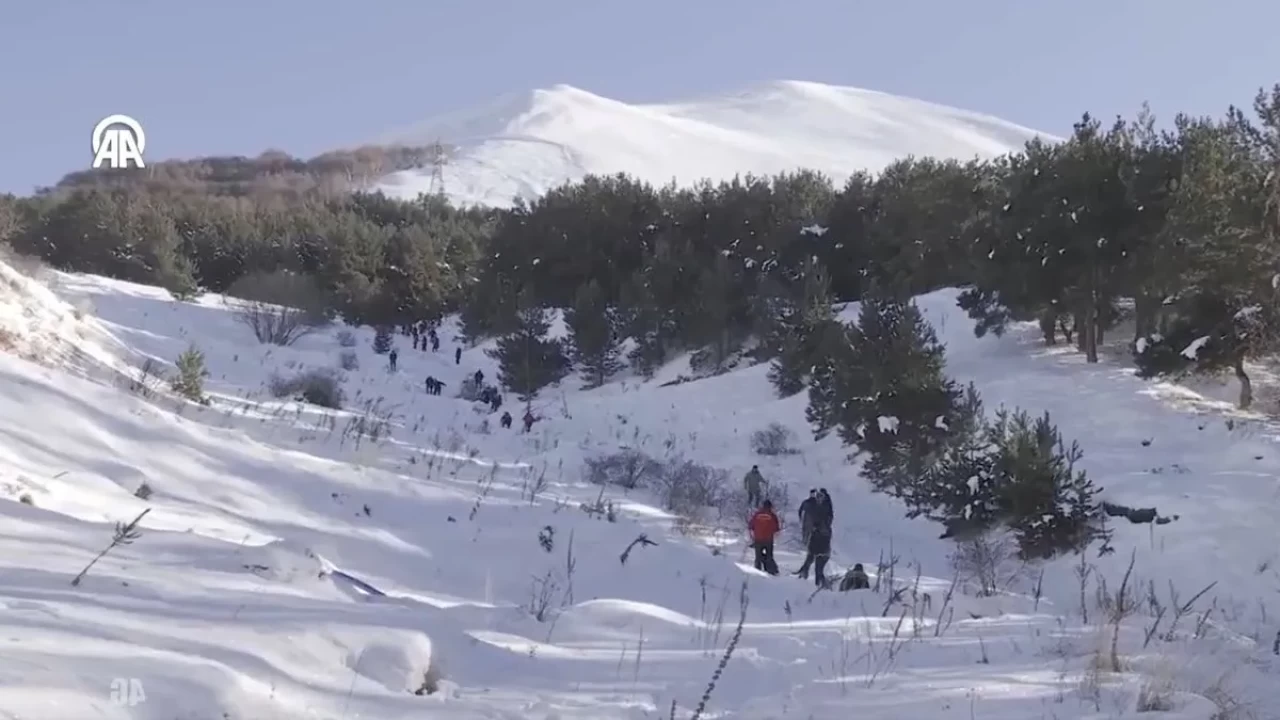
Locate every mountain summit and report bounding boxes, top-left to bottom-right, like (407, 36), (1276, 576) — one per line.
(375, 80), (1051, 207)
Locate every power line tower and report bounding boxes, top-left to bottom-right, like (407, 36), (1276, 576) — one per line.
(426, 140), (448, 200)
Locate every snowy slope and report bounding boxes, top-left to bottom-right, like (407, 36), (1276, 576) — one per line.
(374, 80), (1051, 207)
(0, 261), (1276, 719)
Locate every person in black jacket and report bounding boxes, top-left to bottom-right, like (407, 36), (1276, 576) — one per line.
(816, 488), (833, 529)
(795, 522), (831, 586)
(797, 489), (818, 545)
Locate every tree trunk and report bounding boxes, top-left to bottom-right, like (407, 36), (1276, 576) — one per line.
(1234, 355), (1253, 410)
(1074, 312), (1086, 351)
(1133, 293), (1158, 345)
(1084, 306), (1098, 364)
(1039, 309), (1057, 345)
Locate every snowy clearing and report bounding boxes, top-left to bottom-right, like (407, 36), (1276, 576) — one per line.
(0, 260), (1274, 719)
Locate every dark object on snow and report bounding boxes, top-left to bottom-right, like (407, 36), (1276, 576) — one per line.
(1101, 501), (1179, 525)
(522, 410), (537, 433)
(425, 376), (444, 395)
(388, 349), (399, 372)
(838, 563), (870, 591)
(620, 533), (658, 565)
(798, 488), (818, 538)
(752, 540), (778, 575)
(455, 347), (462, 364)
(474, 369), (484, 386)
(500, 411), (513, 429)
(795, 525), (831, 587)
(743, 466), (766, 506)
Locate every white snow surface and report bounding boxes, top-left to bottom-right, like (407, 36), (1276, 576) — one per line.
(374, 80), (1052, 207)
(0, 260), (1276, 719)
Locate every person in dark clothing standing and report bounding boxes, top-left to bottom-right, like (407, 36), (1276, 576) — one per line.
(500, 411), (513, 429)
(431, 333), (440, 352)
(474, 369), (484, 386)
(806, 526), (831, 587)
(748, 500), (780, 575)
(455, 347), (462, 365)
(797, 489), (818, 545)
(817, 488), (833, 528)
(388, 349), (399, 372)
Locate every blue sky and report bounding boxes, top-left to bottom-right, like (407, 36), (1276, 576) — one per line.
(2, 0), (1277, 194)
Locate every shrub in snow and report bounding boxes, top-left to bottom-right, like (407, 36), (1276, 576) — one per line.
(583, 449), (664, 490)
(336, 328), (357, 347)
(454, 377), (483, 401)
(373, 325), (393, 354)
(268, 368), (345, 409)
(338, 349), (359, 370)
(947, 530), (1027, 597)
(227, 270), (329, 346)
(718, 482), (793, 532)
(750, 422), (798, 456)
(655, 457), (729, 516)
(171, 345), (209, 403)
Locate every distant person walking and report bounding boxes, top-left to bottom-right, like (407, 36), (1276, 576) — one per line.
(455, 347), (462, 365)
(743, 465), (767, 506)
(388, 349), (399, 372)
(500, 411), (513, 429)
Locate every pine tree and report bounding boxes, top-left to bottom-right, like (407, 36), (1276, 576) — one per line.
(565, 280), (623, 388)
(171, 345), (209, 403)
(986, 409), (1103, 559)
(767, 261), (838, 397)
(486, 292), (569, 401)
(807, 294), (961, 496)
(905, 384), (999, 534)
(372, 326), (393, 354)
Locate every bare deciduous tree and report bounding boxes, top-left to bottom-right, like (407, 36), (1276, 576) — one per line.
(226, 270), (329, 346)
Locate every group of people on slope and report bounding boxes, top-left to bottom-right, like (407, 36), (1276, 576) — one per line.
(744, 466), (869, 590)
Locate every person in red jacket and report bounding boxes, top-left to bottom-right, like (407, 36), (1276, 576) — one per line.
(748, 500), (781, 575)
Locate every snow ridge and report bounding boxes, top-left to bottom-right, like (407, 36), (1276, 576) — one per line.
(374, 80), (1053, 207)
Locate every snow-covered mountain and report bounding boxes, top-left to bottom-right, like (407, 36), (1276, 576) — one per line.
(373, 80), (1051, 207)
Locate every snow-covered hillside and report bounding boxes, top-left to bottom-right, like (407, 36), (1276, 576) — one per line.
(374, 80), (1051, 207)
(0, 259), (1277, 719)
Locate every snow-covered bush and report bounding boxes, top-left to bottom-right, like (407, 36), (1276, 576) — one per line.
(336, 329), (357, 348)
(338, 349), (359, 370)
(655, 457), (729, 516)
(268, 368), (345, 409)
(947, 530), (1028, 597)
(583, 448), (663, 490)
(750, 422), (798, 456)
